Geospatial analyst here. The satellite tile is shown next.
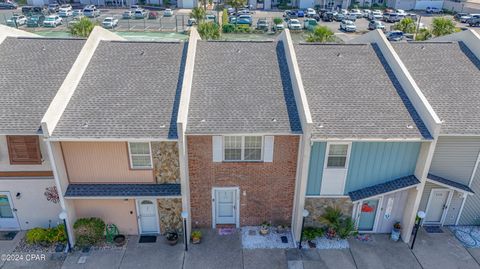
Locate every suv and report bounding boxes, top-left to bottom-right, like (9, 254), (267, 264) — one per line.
(48, 3), (60, 13)
(322, 11), (334, 22)
(83, 6), (100, 17)
(27, 14), (45, 27)
(256, 18), (268, 30)
(426, 7), (442, 14)
(0, 2), (17, 9)
(468, 14), (480, 26)
(6, 14), (27, 26)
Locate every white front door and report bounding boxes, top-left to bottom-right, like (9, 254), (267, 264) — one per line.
(136, 199), (159, 234)
(0, 192), (20, 230)
(213, 188), (238, 226)
(425, 189), (451, 224)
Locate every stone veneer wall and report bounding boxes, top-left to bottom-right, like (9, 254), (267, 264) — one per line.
(304, 198), (353, 227)
(151, 142), (180, 184)
(158, 198), (182, 234)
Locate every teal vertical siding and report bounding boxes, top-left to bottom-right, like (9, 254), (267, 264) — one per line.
(306, 142), (327, 196)
(345, 142), (421, 193)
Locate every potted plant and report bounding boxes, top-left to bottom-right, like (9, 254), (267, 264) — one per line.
(302, 227), (322, 248)
(166, 231), (179, 246)
(113, 234), (126, 247)
(391, 222), (401, 241)
(276, 224), (288, 234)
(191, 230), (202, 244)
(259, 221), (270, 236)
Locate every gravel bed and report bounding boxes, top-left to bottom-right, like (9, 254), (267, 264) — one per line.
(241, 226), (295, 249)
(301, 236), (350, 250)
(13, 238), (58, 253)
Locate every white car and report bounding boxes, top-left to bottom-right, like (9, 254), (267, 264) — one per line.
(102, 17), (118, 28)
(340, 20), (356, 32)
(362, 9), (371, 18)
(60, 4), (72, 11)
(43, 15), (62, 27)
(58, 8), (73, 17)
(163, 8), (173, 17)
(6, 15), (27, 26)
(306, 8), (316, 17)
(369, 10), (383, 20)
(83, 6), (100, 17)
(134, 9), (147, 19)
(349, 9), (362, 18)
(288, 19), (302, 30)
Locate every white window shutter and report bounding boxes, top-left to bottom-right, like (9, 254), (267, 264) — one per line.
(263, 136), (274, 162)
(212, 136), (223, 162)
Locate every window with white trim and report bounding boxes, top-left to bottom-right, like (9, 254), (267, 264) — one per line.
(128, 142), (152, 169)
(224, 136), (262, 161)
(326, 144), (348, 168)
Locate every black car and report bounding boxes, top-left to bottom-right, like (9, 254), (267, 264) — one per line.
(312, 14), (321, 21)
(322, 12), (334, 22)
(26, 14), (45, 27)
(0, 1), (17, 9)
(22, 6), (48, 15)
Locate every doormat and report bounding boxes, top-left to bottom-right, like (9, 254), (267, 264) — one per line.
(281, 236), (288, 243)
(218, 228), (235, 235)
(424, 226), (443, 233)
(139, 235), (157, 243)
(0, 231), (18, 240)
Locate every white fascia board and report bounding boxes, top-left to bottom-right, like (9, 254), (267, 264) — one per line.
(438, 133), (480, 137)
(426, 178), (474, 195)
(186, 132), (301, 136)
(350, 30), (442, 138)
(0, 24), (38, 43)
(433, 29), (480, 59)
(310, 137), (427, 142)
(41, 27), (125, 138)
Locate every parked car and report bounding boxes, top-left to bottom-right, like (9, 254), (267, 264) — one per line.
(322, 11), (334, 22)
(340, 19), (356, 32)
(148, 11), (158, 19)
(395, 9), (406, 15)
(369, 10), (382, 20)
(237, 14), (252, 25)
(48, 3), (59, 13)
(134, 9), (147, 19)
(468, 15), (480, 26)
(304, 17), (318, 30)
(187, 17), (197, 26)
(227, 7), (235, 15)
(346, 13), (357, 21)
(386, 31), (404, 41)
(228, 16), (237, 23)
(288, 18), (302, 30)
(333, 12), (345, 21)
(273, 21), (284, 31)
(60, 4), (72, 11)
(297, 10), (305, 17)
(368, 20), (385, 30)
(349, 9), (362, 18)
(43, 15), (62, 27)
(384, 13), (404, 23)
(454, 12), (471, 22)
(0, 2), (17, 9)
(163, 8), (173, 17)
(256, 18), (268, 30)
(237, 9), (250, 15)
(102, 17), (118, 28)
(122, 10), (133, 19)
(130, 5), (140, 10)
(362, 9), (371, 18)
(83, 6), (100, 17)
(205, 14), (216, 22)
(306, 8), (316, 17)
(26, 14), (45, 27)
(58, 7), (73, 17)
(426, 7), (442, 14)
(6, 14), (26, 26)
(73, 9), (83, 17)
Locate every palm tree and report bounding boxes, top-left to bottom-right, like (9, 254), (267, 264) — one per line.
(197, 21), (221, 40)
(226, 0), (246, 13)
(306, 26), (335, 43)
(393, 17), (416, 34)
(69, 17), (96, 38)
(415, 28), (432, 41)
(431, 17), (456, 37)
(190, 7), (206, 23)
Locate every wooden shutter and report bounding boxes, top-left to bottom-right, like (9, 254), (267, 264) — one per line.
(263, 136), (274, 163)
(7, 136), (42, 165)
(212, 136), (223, 162)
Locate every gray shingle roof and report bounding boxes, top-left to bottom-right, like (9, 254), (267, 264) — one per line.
(64, 183), (181, 197)
(52, 41), (186, 139)
(348, 175), (419, 201)
(392, 42), (480, 135)
(186, 41), (302, 134)
(428, 173), (474, 194)
(294, 43), (430, 140)
(0, 37), (85, 135)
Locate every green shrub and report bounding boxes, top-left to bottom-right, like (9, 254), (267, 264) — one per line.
(273, 17), (283, 25)
(74, 218), (105, 248)
(26, 228), (48, 245)
(222, 8), (228, 26)
(302, 227), (324, 241)
(222, 23), (235, 33)
(26, 225), (67, 245)
(337, 217), (357, 239)
(234, 24), (252, 33)
(198, 22), (221, 40)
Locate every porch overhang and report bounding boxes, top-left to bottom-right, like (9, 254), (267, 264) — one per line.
(348, 175), (420, 202)
(427, 173), (474, 195)
(64, 183), (181, 199)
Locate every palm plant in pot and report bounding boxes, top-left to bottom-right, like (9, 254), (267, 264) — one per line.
(191, 230), (202, 244)
(165, 230), (179, 246)
(260, 221), (270, 236)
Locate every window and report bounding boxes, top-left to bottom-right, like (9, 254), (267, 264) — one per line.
(224, 136), (262, 161)
(326, 144), (348, 168)
(6, 136), (42, 165)
(128, 142), (152, 169)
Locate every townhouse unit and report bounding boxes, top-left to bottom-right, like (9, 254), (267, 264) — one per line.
(0, 28), (85, 231)
(391, 30), (480, 227)
(41, 28), (188, 238)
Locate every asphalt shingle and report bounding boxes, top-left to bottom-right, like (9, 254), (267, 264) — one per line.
(64, 183), (181, 197)
(392, 42), (480, 135)
(294, 43), (430, 140)
(0, 37), (85, 134)
(428, 173), (475, 194)
(52, 41), (186, 139)
(186, 41), (302, 134)
(348, 175), (420, 201)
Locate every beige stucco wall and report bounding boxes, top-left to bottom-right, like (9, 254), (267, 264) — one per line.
(61, 142), (154, 183)
(0, 135), (52, 172)
(73, 199), (138, 235)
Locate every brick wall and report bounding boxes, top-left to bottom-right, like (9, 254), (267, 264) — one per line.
(187, 135), (299, 228)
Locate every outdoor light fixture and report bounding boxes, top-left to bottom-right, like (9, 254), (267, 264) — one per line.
(59, 211), (71, 252)
(411, 211), (426, 250)
(181, 211), (188, 252)
(299, 209), (310, 249)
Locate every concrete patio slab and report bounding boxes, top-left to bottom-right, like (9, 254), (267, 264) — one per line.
(61, 249), (125, 269)
(468, 248), (480, 265)
(411, 227), (480, 269)
(349, 234), (422, 269)
(243, 249), (287, 269)
(183, 229), (243, 269)
(0, 231), (23, 268)
(2, 253), (66, 269)
(286, 248), (356, 269)
(120, 235), (184, 269)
